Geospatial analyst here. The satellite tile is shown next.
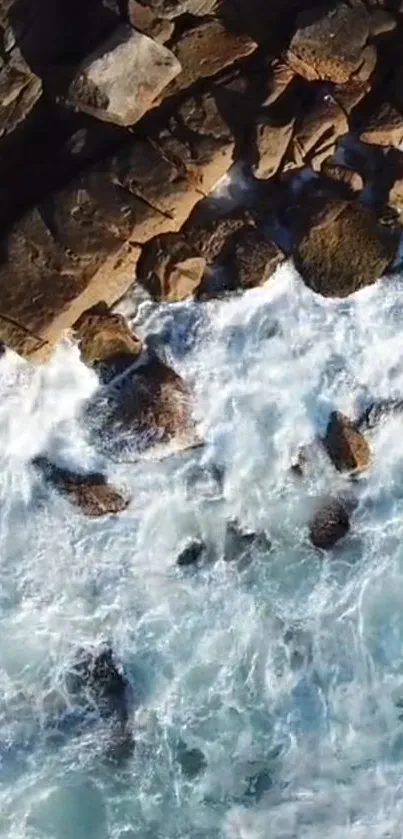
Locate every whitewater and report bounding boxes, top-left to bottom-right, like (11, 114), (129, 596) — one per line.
(1, 260), (403, 838)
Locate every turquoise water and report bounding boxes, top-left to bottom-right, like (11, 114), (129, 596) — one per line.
(1, 262), (403, 837)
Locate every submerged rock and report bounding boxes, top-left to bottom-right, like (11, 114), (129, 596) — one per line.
(309, 497), (350, 550)
(33, 457), (129, 517)
(176, 742), (207, 778)
(176, 539), (206, 567)
(224, 521), (271, 562)
(322, 410), (370, 473)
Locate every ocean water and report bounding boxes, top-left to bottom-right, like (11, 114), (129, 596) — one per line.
(1, 261), (403, 838)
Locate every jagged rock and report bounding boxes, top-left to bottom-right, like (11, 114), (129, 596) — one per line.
(137, 232), (206, 302)
(224, 227), (285, 289)
(309, 498), (350, 549)
(176, 539), (206, 567)
(284, 95), (348, 172)
(0, 45), (42, 139)
(321, 160), (364, 192)
(167, 20), (256, 96)
(33, 457), (129, 516)
(66, 646), (130, 722)
(322, 411), (370, 472)
(73, 302), (142, 367)
(184, 209), (253, 261)
(295, 200), (396, 297)
(287, 1), (374, 83)
(263, 59), (295, 106)
(139, 0), (217, 17)
(127, 0), (174, 41)
(252, 116), (295, 179)
(359, 101), (403, 147)
(67, 25), (181, 126)
(102, 353), (193, 451)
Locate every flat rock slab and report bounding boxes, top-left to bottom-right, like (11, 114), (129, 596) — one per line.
(68, 25), (181, 126)
(295, 201), (395, 297)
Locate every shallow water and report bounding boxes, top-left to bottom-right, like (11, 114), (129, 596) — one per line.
(2, 262), (403, 838)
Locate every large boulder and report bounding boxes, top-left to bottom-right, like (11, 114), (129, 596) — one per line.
(295, 200), (396, 297)
(322, 410), (370, 472)
(287, 0), (375, 84)
(309, 497), (350, 549)
(67, 24), (181, 126)
(33, 457), (129, 516)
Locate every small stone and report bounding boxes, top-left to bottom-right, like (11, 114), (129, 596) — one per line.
(322, 410), (371, 472)
(309, 498), (350, 550)
(68, 25), (181, 126)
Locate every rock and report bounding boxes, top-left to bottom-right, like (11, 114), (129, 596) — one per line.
(176, 539), (206, 567)
(136, 232), (206, 302)
(73, 302), (142, 367)
(184, 209), (253, 261)
(176, 742), (207, 778)
(263, 59), (295, 106)
(102, 353), (193, 452)
(321, 160), (364, 192)
(224, 521), (271, 562)
(389, 176), (403, 211)
(359, 101), (403, 147)
(287, 0), (373, 83)
(33, 457), (129, 516)
(252, 116), (295, 179)
(0, 45), (42, 139)
(309, 498), (350, 549)
(322, 410), (371, 472)
(295, 201), (395, 297)
(127, 0), (174, 41)
(369, 8), (397, 37)
(167, 20), (256, 96)
(138, 0), (217, 18)
(224, 228), (285, 289)
(284, 95), (348, 172)
(67, 25), (181, 126)
(66, 645), (130, 722)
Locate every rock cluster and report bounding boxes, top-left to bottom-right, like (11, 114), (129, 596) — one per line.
(0, 0), (403, 355)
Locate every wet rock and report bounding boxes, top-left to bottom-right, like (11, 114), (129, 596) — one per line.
(252, 116), (295, 179)
(223, 227), (285, 289)
(136, 232), (206, 302)
(167, 20), (256, 96)
(73, 302), (142, 368)
(309, 498), (350, 550)
(295, 200), (396, 297)
(224, 521), (271, 562)
(357, 397), (403, 430)
(184, 209), (254, 262)
(0, 45), (42, 139)
(244, 768), (272, 801)
(33, 457), (129, 516)
(287, 1), (373, 84)
(322, 410), (370, 473)
(321, 160), (364, 192)
(67, 25), (181, 126)
(176, 742), (207, 778)
(66, 645), (130, 723)
(102, 352), (194, 452)
(359, 101), (403, 147)
(176, 539), (206, 567)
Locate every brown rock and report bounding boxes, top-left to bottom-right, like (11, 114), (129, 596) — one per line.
(287, 0), (372, 83)
(33, 457), (129, 517)
(389, 176), (403, 211)
(67, 25), (181, 126)
(0, 45), (42, 139)
(168, 20), (256, 96)
(73, 302), (142, 365)
(174, 89), (235, 195)
(295, 201), (395, 297)
(333, 81), (370, 115)
(322, 411), (370, 472)
(225, 227), (285, 288)
(368, 8), (397, 36)
(137, 232), (206, 301)
(263, 59), (295, 106)
(359, 101), (403, 147)
(253, 116), (295, 179)
(139, 0), (218, 17)
(321, 160), (364, 192)
(284, 95), (348, 171)
(127, 0), (174, 41)
(309, 498), (350, 549)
